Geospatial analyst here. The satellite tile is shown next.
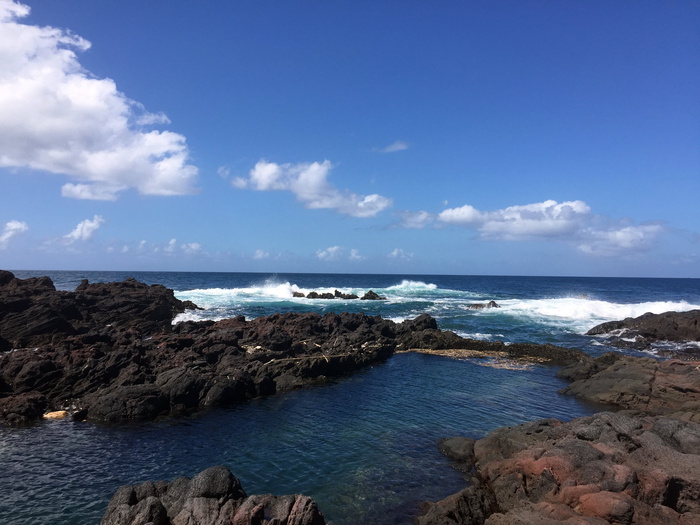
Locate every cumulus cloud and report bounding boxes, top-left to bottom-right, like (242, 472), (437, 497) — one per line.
(63, 215), (104, 244)
(577, 224), (663, 257)
(181, 242), (201, 255)
(438, 200), (591, 239)
(0, 1), (198, 200)
(253, 249), (270, 260)
(422, 198), (664, 257)
(375, 140), (409, 153)
(234, 160), (392, 218)
(0, 219), (28, 248)
(349, 248), (364, 261)
(164, 238), (177, 253)
(388, 248), (413, 260)
(316, 245), (344, 261)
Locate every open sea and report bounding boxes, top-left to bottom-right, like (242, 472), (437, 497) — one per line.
(3, 271), (700, 525)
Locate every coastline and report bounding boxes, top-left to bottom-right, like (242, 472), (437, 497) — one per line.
(2, 271), (699, 524)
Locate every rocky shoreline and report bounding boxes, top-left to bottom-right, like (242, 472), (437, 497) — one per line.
(2, 271), (700, 524)
(416, 315), (700, 524)
(0, 271), (586, 426)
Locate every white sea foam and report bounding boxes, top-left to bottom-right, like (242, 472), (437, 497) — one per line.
(386, 280), (438, 292)
(490, 297), (700, 334)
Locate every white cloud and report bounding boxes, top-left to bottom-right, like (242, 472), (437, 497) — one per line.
(234, 159), (392, 218)
(430, 198), (665, 257)
(0, 219), (28, 248)
(316, 245), (344, 261)
(349, 248), (364, 261)
(388, 248), (413, 260)
(63, 215), (104, 244)
(181, 242), (201, 255)
(438, 200), (591, 239)
(0, 1), (198, 200)
(164, 238), (177, 253)
(253, 249), (270, 260)
(397, 210), (433, 229)
(376, 140), (409, 153)
(577, 224), (663, 257)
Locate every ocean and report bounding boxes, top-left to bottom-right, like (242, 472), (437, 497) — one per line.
(2, 271), (700, 525)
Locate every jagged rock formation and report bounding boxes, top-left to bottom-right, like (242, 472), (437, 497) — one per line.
(100, 465), (325, 525)
(418, 412), (700, 525)
(0, 272), (587, 425)
(587, 309), (700, 351)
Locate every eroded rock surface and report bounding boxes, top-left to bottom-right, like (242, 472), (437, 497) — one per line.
(587, 310), (700, 352)
(558, 353), (700, 423)
(418, 412), (700, 525)
(100, 465), (325, 525)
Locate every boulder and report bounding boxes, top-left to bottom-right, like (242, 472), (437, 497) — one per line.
(360, 290), (386, 300)
(100, 466), (325, 525)
(418, 412), (700, 525)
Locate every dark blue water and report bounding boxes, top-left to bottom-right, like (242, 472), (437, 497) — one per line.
(3, 271), (700, 524)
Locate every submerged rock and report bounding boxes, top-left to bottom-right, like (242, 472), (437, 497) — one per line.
(418, 412), (700, 525)
(467, 301), (501, 310)
(100, 465), (325, 525)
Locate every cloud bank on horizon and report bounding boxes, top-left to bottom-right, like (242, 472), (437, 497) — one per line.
(399, 200), (664, 257)
(0, 0), (696, 276)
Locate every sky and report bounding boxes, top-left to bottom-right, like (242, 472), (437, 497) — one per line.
(0, 0), (698, 277)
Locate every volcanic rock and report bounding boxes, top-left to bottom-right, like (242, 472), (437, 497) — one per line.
(100, 465), (325, 525)
(467, 301), (501, 310)
(0, 272), (589, 425)
(558, 353), (700, 422)
(360, 290), (386, 300)
(417, 412), (700, 525)
(0, 271), (197, 348)
(587, 309), (700, 351)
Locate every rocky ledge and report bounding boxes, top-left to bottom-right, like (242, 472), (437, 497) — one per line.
(417, 411), (700, 525)
(587, 309), (700, 352)
(0, 271), (586, 425)
(558, 352), (700, 423)
(101, 465), (325, 525)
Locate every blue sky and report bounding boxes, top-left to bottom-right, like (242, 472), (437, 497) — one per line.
(0, 1), (698, 277)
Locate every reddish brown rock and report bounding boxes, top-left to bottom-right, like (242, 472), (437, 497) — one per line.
(417, 412), (700, 525)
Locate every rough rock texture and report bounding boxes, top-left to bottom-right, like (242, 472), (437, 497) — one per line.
(0, 272), (588, 425)
(587, 310), (700, 351)
(417, 412), (700, 525)
(558, 353), (700, 423)
(0, 270), (197, 348)
(100, 465), (325, 525)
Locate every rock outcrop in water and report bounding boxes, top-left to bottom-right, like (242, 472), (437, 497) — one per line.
(0, 271), (587, 425)
(417, 411), (700, 525)
(100, 465), (325, 525)
(587, 309), (700, 352)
